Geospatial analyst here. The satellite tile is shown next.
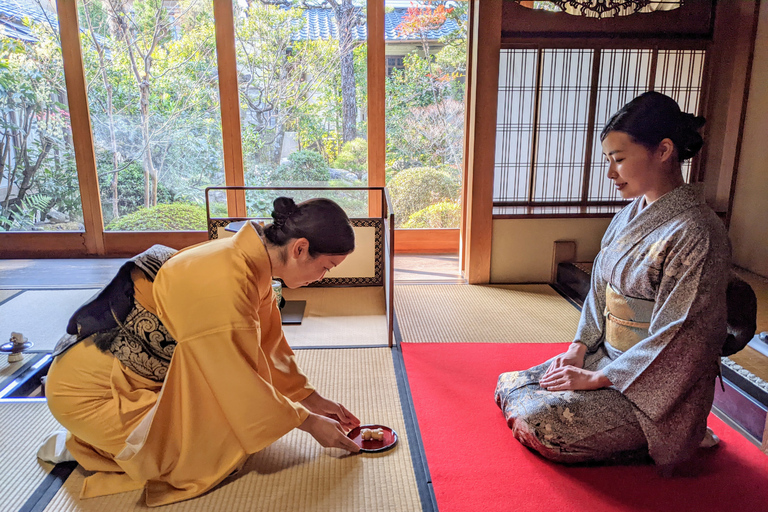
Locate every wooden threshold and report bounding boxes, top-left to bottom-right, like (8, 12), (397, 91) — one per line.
(394, 229), (459, 254)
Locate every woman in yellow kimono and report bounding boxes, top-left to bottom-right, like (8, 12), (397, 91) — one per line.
(42, 197), (361, 506)
(496, 92), (735, 471)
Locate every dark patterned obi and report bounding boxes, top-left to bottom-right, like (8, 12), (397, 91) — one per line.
(603, 284), (655, 352)
(53, 244), (178, 382)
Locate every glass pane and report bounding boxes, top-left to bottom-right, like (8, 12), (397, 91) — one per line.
(532, 48), (593, 202)
(588, 49), (653, 202)
(494, 48), (537, 203)
(234, 0), (368, 218)
(81, 0), (223, 231)
(1, 1), (82, 232)
(385, 0), (467, 228)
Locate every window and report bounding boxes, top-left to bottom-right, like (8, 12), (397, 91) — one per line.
(1, 1), (82, 232)
(233, 1), (369, 219)
(80, 0), (224, 231)
(493, 46), (706, 208)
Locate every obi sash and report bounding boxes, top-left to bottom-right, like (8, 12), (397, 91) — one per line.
(604, 284), (655, 352)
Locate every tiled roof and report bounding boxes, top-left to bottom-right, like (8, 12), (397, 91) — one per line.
(1, 3), (460, 45)
(294, 7), (460, 42)
(0, 1), (58, 43)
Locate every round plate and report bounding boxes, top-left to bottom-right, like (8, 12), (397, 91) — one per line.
(348, 424), (398, 453)
(0, 340), (33, 353)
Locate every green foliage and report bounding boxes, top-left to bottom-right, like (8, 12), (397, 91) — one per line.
(387, 167), (460, 227)
(98, 161), (175, 224)
(105, 202), (206, 231)
(332, 138), (367, 179)
(272, 150), (331, 183)
(402, 200), (460, 229)
(0, 194), (52, 231)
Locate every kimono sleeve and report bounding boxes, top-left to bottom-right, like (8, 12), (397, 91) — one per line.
(261, 297), (315, 403)
(574, 249), (608, 351)
(601, 228), (730, 422)
(153, 268), (309, 454)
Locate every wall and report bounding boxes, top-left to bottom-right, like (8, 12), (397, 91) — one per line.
(729, 0), (768, 278)
(490, 217), (611, 283)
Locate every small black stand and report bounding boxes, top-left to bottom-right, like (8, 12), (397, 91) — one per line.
(281, 300), (306, 325)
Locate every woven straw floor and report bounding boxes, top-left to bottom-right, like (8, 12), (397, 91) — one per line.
(0, 289), (100, 352)
(394, 284), (580, 343)
(0, 402), (62, 511)
(283, 287), (388, 347)
(42, 348), (421, 512)
(0, 289), (22, 303)
(1, 352), (37, 381)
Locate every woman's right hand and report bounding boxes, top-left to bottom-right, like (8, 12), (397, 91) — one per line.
(299, 413), (361, 453)
(542, 341), (587, 379)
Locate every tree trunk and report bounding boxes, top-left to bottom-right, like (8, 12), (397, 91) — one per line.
(336, 2), (357, 143)
(139, 81), (157, 207)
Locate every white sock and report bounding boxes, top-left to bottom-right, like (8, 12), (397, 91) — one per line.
(37, 428), (76, 464)
(699, 427), (720, 449)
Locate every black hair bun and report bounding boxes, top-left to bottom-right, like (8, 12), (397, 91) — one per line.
(676, 113), (706, 161)
(271, 197), (298, 229)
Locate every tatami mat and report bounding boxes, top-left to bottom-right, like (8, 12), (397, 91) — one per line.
(395, 284), (581, 343)
(0, 289), (22, 303)
(43, 348), (422, 512)
(283, 287), (388, 347)
(0, 289), (99, 352)
(1, 352), (37, 381)
(0, 402), (63, 511)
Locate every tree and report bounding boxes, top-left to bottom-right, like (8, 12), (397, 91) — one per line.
(1, 20), (75, 228)
(89, 0), (218, 208)
(235, 3), (341, 165)
(259, 0), (364, 144)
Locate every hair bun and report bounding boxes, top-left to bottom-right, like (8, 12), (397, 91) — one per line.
(680, 112), (706, 131)
(271, 197), (298, 229)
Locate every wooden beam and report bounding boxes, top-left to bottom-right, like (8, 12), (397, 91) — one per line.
(104, 231), (208, 257)
(213, 0), (246, 217)
(368, 0), (386, 218)
(0, 232), (90, 258)
(700, 0), (760, 217)
(395, 229), (459, 254)
(56, 0), (105, 255)
(464, 0), (502, 283)
(460, 0), (476, 274)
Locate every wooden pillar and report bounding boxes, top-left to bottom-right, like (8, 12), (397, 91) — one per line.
(463, 0), (501, 284)
(57, 0), (105, 255)
(368, 0), (386, 218)
(700, 0), (760, 221)
(213, 0), (246, 217)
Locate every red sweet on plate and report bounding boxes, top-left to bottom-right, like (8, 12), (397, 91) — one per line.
(347, 424), (398, 453)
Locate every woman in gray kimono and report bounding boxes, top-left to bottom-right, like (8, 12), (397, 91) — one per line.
(495, 92), (731, 469)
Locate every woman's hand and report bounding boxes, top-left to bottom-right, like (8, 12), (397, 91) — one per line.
(539, 366), (611, 391)
(542, 341), (588, 380)
(299, 413), (361, 453)
(300, 391), (360, 431)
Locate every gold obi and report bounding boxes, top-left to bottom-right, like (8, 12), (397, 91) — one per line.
(604, 284), (655, 352)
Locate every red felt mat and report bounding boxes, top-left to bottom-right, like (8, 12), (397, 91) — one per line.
(402, 343), (768, 512)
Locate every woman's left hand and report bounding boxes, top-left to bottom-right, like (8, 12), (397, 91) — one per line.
(538, 366), (611, 391)
(300, 392), (360, 431)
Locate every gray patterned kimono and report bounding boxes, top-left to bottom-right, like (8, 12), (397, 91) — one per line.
(496, 184), (731, 466)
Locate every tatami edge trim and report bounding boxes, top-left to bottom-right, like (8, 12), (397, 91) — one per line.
(549, 283), (584, 312)
(18, 461), (77, 512)
(0, 289), (25, 306)
(392, 316), (437, 512)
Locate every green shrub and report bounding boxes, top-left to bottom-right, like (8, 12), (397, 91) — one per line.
(272, 150), (331, 183)
(332, 138), (367, 179)
(387, 167), (460, 227)
(403, 201), (461, 229)
(106, 203), (207, 231)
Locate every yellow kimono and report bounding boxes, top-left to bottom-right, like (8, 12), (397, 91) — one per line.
(46, 222), (314, 506)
